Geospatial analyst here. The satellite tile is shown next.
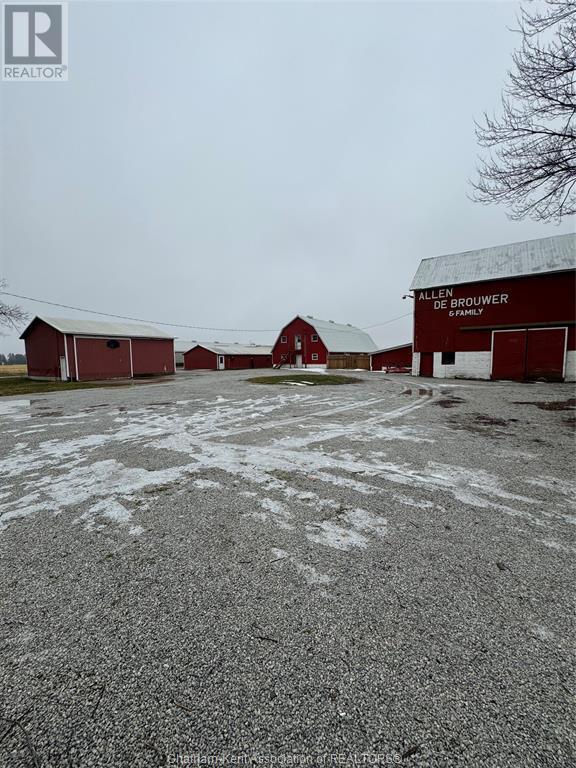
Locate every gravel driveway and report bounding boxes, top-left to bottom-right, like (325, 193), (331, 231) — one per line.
(1, 371), (574, 767)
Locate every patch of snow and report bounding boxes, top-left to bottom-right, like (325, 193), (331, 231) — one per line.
(0, 434), (110, 479)
(192, 479), (222, 490)
(293, 559), (331, 586)
(256, 498), (292, 529)
(306, 508), (386, 551)
(280, 381), (308, 387)
(539, 538), (576, 554)
(344, 507), (388, 536)
(306, 520), (369, 551)
(0, 400), (31, 420)
(529, 623), (556, 642)
(527, 476), (576, 498)
(393, 493), (435, 510)
(0, 459), (192, 532)
(75, 498), (133, 531)
(270, 547), (331, 590)
(499, 449), (537, 461)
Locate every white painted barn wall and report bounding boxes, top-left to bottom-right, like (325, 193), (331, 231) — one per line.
(564, 350), (576, 382)
(433, 351), (491, 380)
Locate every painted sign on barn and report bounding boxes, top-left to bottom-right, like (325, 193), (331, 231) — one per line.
(418, 288), (510, 317)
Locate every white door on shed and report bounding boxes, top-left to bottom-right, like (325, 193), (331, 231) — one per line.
(217, 355), (225, 370)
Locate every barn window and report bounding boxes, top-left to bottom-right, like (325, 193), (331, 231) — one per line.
(311, 334), (319, 342)
(106, 340), (120, 349)
(280, 335), (287, 343)
(311, 353), (319, 361)
(441, 351), (455, 365)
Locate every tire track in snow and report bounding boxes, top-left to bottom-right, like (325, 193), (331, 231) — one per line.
(203, 390), (434, 441)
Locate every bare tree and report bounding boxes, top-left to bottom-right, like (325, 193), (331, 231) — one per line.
(471, 0), (576, 221)
(0, 281), (28, 331)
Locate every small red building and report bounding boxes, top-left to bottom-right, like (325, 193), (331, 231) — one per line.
(371, 344), (412, 372)
(184, 343), (272, 371)
(174, 340), (196, 368)
(410, 234), (575, 381)
(272, 315), (377, 369)
(21, 316), (175, 381)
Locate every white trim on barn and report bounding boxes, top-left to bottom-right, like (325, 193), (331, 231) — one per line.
(73, 334), (133, 382)
(490, 326), (568, 381)
(63, 335), (70, 381)
(74, 336), (79, 381)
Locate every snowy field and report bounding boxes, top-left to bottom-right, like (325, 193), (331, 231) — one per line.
(0, 370), (574, 767)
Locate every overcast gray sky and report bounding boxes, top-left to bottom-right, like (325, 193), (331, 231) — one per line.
(1, 0), (574, 355)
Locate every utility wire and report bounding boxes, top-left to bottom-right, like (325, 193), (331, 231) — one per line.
(0, 291), (277, 333)
(361, 311), (412, 329)
(1, 290), (413, 333)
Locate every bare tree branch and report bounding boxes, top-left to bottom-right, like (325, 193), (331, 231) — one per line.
(471, 0), (576, 221)
(0, 280), (28, 332)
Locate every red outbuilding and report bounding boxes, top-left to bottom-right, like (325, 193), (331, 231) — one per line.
(410, 234), (575, 382)
(184, 343), (272, 371)
(272, 315), (377, 369)
(371, 344), (412, 372)
(21, 316), (175, 381)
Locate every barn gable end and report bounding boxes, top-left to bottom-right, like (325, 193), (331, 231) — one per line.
(410, 234), (576, 382)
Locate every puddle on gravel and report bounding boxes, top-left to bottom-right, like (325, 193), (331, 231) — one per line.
(435, 396), (466, 408)
(513, 398), (576, 412)
(29, 401), (64, 418)
(448, 412), (518, 438)
(400, 388), (433, 397)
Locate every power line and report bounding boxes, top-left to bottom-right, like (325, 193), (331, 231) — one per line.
(0, 291), (278, 333)
(361, 311), (412, 329)
(1, 290), (413, 334)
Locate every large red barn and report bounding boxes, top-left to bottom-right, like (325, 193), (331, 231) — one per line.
(272, 316), (377, 369)
(21, 316), (175, 381)
(184, 343), (272, 371)
(410, 234), (575, 381)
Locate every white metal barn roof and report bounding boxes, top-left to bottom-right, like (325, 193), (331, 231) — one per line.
(372, 342), (412, 354)
(193, 342), (272, 356)
(20, 316), (174, 340)
(298, 316), (377, 353)
(174, 340), (197, 354)
(410, 233), (576, 290)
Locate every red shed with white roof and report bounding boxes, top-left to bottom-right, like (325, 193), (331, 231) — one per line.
(21, 316), (175, 381)
(184, 342), (272, 370)
(371, 343), (412, 372)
